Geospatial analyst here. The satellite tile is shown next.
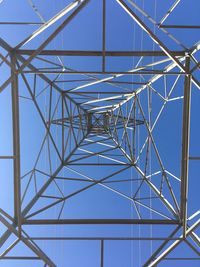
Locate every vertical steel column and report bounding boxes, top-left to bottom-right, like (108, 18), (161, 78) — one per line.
(100, 240), (104, 267)
(62, 93), (65, 161)
(180, 56), (191, 237)
(103, 113), (109, 130)
(102, 0), (106, 72)
(87, 113), (92, 133)
(11, 53), (21, 235)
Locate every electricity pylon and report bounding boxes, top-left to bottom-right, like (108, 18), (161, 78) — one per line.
(0, 0), (199, 266)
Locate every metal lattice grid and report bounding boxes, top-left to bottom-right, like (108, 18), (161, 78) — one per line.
(0, 0), (199, 266)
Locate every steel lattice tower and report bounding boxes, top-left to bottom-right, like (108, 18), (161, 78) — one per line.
(0, 0), (199, 266)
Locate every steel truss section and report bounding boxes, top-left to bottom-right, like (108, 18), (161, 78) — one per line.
(0, 0), (199, 266)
